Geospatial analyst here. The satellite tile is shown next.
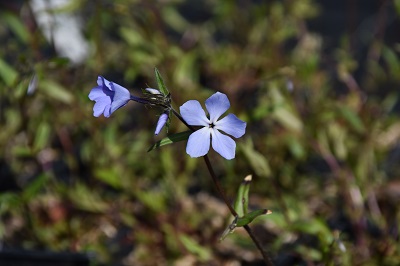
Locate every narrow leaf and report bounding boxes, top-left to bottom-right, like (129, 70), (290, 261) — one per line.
(0, 58), (18, 86)
(22, 174), (49, 201)
(233, 175), (252, 217)
(242, 175), (251, 214)
(236, 209), (272, 227)
(219, 216), (238, 242)
(154, 68), (169, 96)
(2, 12), (29, 43)
(33, 122), (51, 151)
(337, 105), (365, 133)
(179, 234), (211, 261)
(40, 80), (74, 103)
(148, 130), (191, 151)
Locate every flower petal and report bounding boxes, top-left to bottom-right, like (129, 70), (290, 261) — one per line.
(180, 100), (210, 126)
(215, 113), (246, 138)
(205, 92), (230, 123)
(145, 88), (161, 95)
(155, 112), (168, 135)
(88, 87), (105, 101)
(97, 76), (112, 90)
(103, 104), (112, 117)
(89, 77), (113, 101)
(211, 129), (236, 160)
(110, 82), (131, 114)
(186, 127), (211, 158)
(92, 97), (110, 117)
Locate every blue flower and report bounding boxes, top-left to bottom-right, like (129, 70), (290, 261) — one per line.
(145, 88), (170, 135)
(180, 92), (246, 160)
(155, 112), (169, 135)
(89, 76), (135, 117)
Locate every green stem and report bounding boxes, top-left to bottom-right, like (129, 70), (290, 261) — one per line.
(171, 107), (273, 265)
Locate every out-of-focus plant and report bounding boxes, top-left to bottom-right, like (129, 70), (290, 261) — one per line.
(1, 0), (400, 265)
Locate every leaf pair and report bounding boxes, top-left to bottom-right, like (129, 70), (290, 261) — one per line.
(220, 175), (272, 241)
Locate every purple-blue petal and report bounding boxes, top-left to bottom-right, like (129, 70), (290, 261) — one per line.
(215, 113), (246, 138)
(89, 76), (133, 117)
(211, 129), (236, 160)
(180, 100), (210, 126)
(109, 82), (131, 114)
(205, 92), (230, 123)
(155, 113), (168, 135)
(89, 76), (113, 101)
(103, 104), (112, 117)
(97, 76), (112, 91)
(186, 127), (211, 158)
(88, 87), (105, 101)
(92, 97), (111, 117)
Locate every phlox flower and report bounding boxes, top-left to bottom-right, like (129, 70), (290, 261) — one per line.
(145, 88), (170, 135)
(89, 76), (144, 117)
(180, 92), (246, 160)
(155, 112), (169, 135)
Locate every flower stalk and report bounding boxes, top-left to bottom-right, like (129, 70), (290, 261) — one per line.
(171, 108), (273, 266)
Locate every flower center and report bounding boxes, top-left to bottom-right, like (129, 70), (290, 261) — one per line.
(209, 122), (215, 128)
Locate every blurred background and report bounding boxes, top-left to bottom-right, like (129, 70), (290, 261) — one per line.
(1, 0), (400, 265)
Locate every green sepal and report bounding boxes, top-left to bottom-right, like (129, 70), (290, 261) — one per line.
(155, 68), (169, 96)
(148, 130), (191, 151)
(236, 209), (271, 227)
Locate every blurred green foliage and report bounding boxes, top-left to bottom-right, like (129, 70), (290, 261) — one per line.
(1, 0), (400, 265)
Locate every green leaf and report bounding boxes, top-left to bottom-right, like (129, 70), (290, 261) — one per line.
(233, 175), (252, 217)
(236, 209), (272, 227)
(120, 27), (143, 46)
(382, 46), (400, 78)
(154, 68), (169, 96)
(241, 138), (271, 177)
(22, 174), (49, 201)
(68, 183), (108, 212)
(135, 190), (166, 212)
(0, 58), (18, 86)
(40, 80), (74, 104)
(0, 192), (21, 213)
(289, 218), (334, 245)
(179, 234), (211, 261)
(337, 105), (365, 133)
(242, 177), (251, 215)
(270, 86), (303, 133)
(33, 122), (51, 151)
(2, 12), (29, 43)
(148, 130), (191, 151)
(219, 217), (238, 242)
(94, 168), (122, 189)
(161, 7), (188, 32)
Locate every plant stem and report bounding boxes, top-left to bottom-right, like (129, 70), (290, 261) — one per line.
(203, 155), (273, 266)
(171, 107), (273, 265)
